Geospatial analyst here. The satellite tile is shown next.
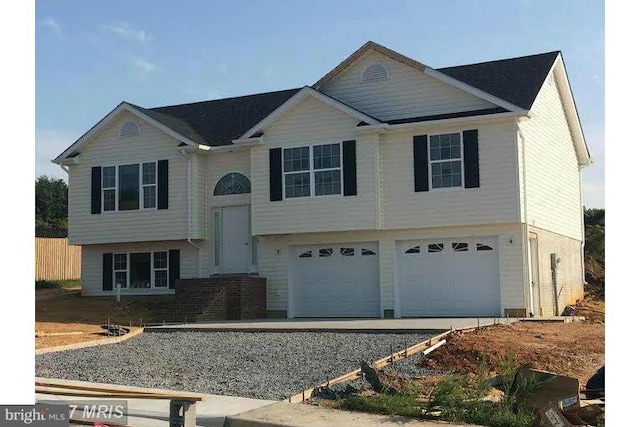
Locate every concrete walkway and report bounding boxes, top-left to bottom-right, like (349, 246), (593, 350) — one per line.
(225, 401), (482, 427)
(35, 378), (275, 427)
(146, 317), (519, 333)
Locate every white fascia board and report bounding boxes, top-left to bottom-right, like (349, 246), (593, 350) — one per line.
(237, 87), (380, 140)
(550, 55), (592, 166)
(356, 111), (526, 134)
(52, 102), (199, 164)
(177, 144), (212, 153)
(423, 67), (528, 114)
(231, 136), (264, 145)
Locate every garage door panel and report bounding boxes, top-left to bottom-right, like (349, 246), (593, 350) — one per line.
(398, 237), (500, 317)
(291, 242), (380, 318)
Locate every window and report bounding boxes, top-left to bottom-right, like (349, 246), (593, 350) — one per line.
(340, 247), (354, 257)
(361, 248), (376, 256)
(430, 133), (463, 189)
(299, 250), (312, 258)
(283, 143), (342, 198)
(452, 242), (468, 252)
(319, 248), (333, 257)
(154, 252), (168, 287)
(142, 162), (157, 208)
(214, 173), (251, 196)
(428, 243), (444, 253)
(102, 162), (160, 211)
(102, 166), (116, 212)
(477, 243), (494, 251)
(405, 246), (420, 254)
(114, 254), (128, 288)
(113, 251), (169, 288)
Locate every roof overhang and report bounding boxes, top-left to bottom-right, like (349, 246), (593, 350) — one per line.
(357, 110), (527, 134)
(52, 102), (200, 164)
(237, 86), (381, 140)
(546, 54), (592, 166)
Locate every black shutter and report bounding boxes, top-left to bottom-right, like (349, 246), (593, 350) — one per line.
(342, 140), (357, 196)
(269, 148), (283, 201)
(158, 160), (169, 209)
(463, 130), (480, 188)
(413, 135), (429, 192)
(91, 167), (102, 214)
(169, 249), (180, 289)
(102, 253), (113, 291)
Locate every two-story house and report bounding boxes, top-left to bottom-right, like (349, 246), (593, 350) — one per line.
(53, 41), (591, 319)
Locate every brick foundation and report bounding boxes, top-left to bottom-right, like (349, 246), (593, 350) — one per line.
(172, 275), (267, 322)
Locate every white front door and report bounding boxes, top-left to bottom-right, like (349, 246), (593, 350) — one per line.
(218, 205), (251, 273)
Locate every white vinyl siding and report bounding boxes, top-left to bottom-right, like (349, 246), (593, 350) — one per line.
(382, 120), (520, 230)
(258, 224), (526, 316)
(321, 50), (497, 122)
(79, 240), (198, 296)
(251, 96), (378, 235)
(529, 226), (584, 317)
(67, 111), (188, 245)
(518, 68), (583, 240)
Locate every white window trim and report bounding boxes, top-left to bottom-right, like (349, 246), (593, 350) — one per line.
(101, 161), (159, 213)
(113, 251), (169, 289)
(427, 131), (465, 192)
(282, 142), (343, 200)
(102, 166), (117, 212)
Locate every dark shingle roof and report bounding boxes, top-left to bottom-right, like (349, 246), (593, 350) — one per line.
(437, 51), (560, 110)
(125, 52), (558, 147)
(147, 88), (301, 146)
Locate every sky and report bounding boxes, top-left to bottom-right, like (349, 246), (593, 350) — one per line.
(35, 0), (604, 207)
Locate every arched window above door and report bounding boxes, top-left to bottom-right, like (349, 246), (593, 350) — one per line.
(214, 173), (251, 196)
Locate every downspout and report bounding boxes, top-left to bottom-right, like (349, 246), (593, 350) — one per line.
(517, 124), (533, 317)
(181, 149), (202, 277)
(578, 165), (587, 289)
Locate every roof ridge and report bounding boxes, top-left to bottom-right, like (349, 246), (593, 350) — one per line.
(437, 50), (561, 70)
(150, 87), (302, 110)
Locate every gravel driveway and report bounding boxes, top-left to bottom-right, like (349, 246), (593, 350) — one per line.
(36, 331), (432, 400)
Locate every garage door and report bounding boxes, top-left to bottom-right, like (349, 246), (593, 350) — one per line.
(290, 242), (380, 317)
(397, 237), (500, 317)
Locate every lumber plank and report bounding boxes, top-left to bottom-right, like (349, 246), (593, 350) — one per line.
(35, 387), (203, 401)
(35, 380), (206, 400)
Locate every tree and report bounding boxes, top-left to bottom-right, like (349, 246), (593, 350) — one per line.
(35, 176), (68, 237)
(584, 208), (604, 262)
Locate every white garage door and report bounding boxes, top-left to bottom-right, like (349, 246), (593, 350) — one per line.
(398, 237), (500, 317)
(290, 242), (380, 317)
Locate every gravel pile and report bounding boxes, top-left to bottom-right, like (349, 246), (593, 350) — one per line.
(36, 331), (431, 400)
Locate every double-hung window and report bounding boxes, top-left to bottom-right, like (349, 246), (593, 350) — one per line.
(112, 251), (169, 289)
(429, 132), (463, 189)
(101, 162), (157, 211)
(283, 143), (342, 198)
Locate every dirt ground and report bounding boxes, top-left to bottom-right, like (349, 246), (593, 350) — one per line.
(421, 318), (604, 386)
(36, 287), (165, 349)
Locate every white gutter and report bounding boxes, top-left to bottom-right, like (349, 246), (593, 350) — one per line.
(356, 111), (528, 134)
(58, 165), (69, 174)
(181, 149), (202, 276)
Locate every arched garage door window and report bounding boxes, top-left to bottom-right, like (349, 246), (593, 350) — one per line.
(214, 173), (251, 196)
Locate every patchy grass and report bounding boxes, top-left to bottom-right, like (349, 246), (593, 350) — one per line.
(35, 279), (81, 289)
(339, 393), (423, 418)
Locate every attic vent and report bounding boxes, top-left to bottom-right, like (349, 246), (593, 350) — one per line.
(361, 63), (389, 83)
(120, 121), (140, 138)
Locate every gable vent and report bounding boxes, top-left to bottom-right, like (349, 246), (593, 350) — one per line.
(361, 63), (389, 83)
(120, 121), (141, 138)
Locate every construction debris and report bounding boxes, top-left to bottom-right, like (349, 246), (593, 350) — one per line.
(100, 324), (130, 336)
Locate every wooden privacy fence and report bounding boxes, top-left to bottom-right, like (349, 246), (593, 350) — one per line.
(35, 237), (81, 280)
